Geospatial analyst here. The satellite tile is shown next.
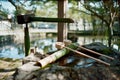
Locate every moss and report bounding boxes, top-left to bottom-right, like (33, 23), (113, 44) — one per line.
(1, 75), (9, 80)
(0, 58), (20, 62)
(0, 58), (13, 62)
(101, 48), (112, 55)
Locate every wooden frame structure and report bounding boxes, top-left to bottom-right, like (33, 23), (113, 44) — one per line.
(17, 0), (74, 56)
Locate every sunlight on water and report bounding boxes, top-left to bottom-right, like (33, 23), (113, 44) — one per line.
(0, 46), (25, 59)
(0, 36), (57, 59)
(0, 35), (119, 59)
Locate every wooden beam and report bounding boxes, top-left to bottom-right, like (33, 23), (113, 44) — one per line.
(17, 14), (74, 24)
(31, 17), (74, 23)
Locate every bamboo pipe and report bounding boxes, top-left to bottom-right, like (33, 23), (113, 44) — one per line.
(36, 42), (78, 67)
(63, 40), (114, 60)
(57, 42), (110, 66)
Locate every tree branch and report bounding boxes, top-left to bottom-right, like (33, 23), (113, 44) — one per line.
(80, 1), (109, 26)
(8, 0), (17, 10)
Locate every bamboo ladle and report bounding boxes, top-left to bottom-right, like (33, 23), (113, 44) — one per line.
(63, 40), (114, 60)
(56, 42), (110, 66)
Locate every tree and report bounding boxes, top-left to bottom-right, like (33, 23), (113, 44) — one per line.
(0, 2), (10, 20)
(8, 0), (32, 56)
(8, 0), (34, 17)
(77, 0), (119, 47)
(29, 0), (57, 17)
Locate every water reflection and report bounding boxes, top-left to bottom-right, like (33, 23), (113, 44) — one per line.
(77, 36), (108, 45)
(112, 37), (120, 52)
(0, 43), (24, 59)
(31, 37), (57, 53)
(0, 35), (119, 59)
(0, 36), (57, 59)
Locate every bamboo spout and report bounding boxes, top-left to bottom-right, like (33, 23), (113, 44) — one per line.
(36, 42), (78, 67)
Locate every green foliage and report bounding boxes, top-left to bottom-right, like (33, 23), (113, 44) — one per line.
(101, 48), (112, 55)
(0, 8), (9, 19)
(79, 0), (119, 47)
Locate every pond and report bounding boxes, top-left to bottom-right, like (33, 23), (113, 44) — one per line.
(0, 35), (119, 59)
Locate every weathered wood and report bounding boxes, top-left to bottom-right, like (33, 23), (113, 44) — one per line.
(57, 0), (68, 42)
(36, 43), (78, 67)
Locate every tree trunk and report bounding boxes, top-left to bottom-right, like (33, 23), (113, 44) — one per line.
(83, 18), (86, 32)
(91, 16), (96, 35)
(107, 23), (113, 48)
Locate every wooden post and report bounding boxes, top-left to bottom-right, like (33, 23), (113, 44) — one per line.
(24, 24), (30, 56)
(58, 0), (68, 42)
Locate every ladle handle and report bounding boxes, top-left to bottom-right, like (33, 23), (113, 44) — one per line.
(65, 46), (110, 66)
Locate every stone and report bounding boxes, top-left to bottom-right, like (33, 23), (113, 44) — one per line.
(6, 42), (120, 80)
(22, 50), (47, 64)
(7, 62), (40, 80)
